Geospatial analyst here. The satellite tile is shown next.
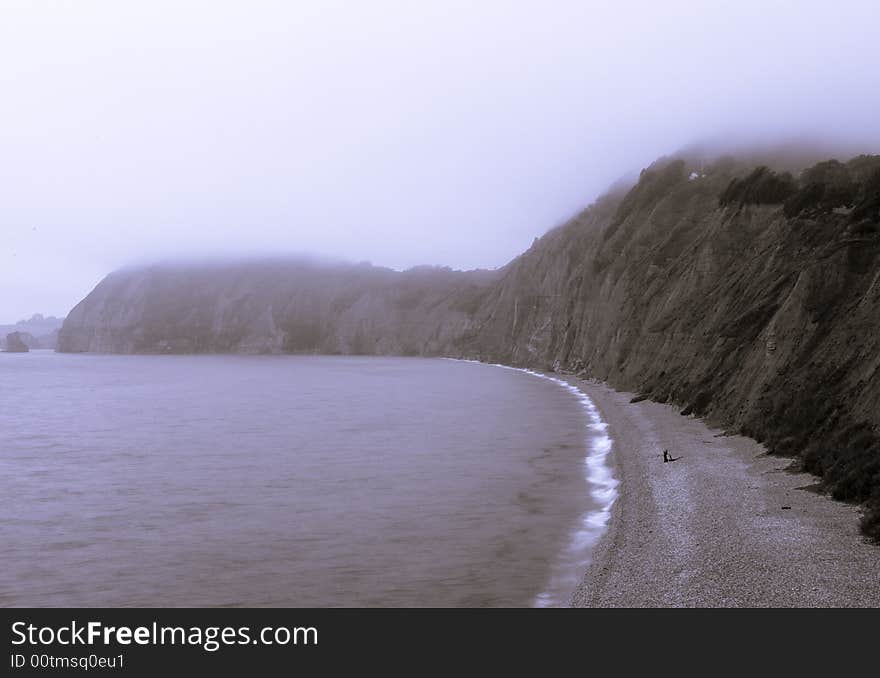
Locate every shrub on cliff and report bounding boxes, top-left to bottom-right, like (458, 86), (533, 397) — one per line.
(718, 166), (796, 207)
(800, 420), (880, 516)
(801, 159), (851, 188)
(783, 182), (826, 218)
(807, 160), (857, 208)
(783, 159), (862, 218)
(850, 167), (880, 223)
(861, 489), (880, 543)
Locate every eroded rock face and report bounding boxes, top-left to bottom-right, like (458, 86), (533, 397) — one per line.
(458, 154), (880, 539)
(5, 332), (30, 352)
(58, 260), (495, 356)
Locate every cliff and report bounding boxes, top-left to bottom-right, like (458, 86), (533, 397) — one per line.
(58, 152), (880, 539)
(5, 332), (30, 352)
(59, 259), (495, 355)
(457, 153), (880, 541)
(0, 314), (63, 350)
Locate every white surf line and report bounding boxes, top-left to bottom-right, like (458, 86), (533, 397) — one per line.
(443, 358), (619, 607)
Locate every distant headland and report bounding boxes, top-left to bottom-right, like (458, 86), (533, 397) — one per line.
(0, 314), (64, 351)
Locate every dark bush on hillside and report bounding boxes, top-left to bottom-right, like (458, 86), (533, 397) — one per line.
(769, 401), (880, 543)
(806, 160), (857, 207)
(783, 159), (864, 218)
(824, 183), (858, 209)
(800, 421), (880, 502)
(784, 182), (825, 218)
(718, 167), (796, 207)
(846, 154), (880, 182)
(863, 166), (880, 195)
(862, 489), (880, 542)
(850, 167), (880, 222)
(802, 159), (851, 188)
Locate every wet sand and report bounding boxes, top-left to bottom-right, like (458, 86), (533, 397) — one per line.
(562, 379), (880, 607)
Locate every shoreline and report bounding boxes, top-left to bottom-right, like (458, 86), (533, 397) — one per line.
(559, 377), (880, 607)
(481, 363), (618, 607)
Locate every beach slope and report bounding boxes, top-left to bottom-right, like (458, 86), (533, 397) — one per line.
(568, 380), (880, 607)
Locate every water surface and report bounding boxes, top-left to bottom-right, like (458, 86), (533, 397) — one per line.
(0, 353), (603, 606)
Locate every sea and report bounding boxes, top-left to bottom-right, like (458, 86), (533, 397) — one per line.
(0, 352), (615, 607)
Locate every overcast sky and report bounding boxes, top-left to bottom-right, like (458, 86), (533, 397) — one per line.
(1, 1), (879, 322)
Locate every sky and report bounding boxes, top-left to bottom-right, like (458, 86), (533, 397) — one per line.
(1, 1), (879, 322)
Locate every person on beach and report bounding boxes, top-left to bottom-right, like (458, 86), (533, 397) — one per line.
(663, 449), (670, 463)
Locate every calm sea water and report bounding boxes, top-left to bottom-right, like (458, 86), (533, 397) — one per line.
(0, 352), (612, 607)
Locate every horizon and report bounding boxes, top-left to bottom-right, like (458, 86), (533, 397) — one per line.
(3, 1), (880, 322)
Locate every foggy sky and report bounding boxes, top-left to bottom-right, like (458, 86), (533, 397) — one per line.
(2, 0), (879, 322)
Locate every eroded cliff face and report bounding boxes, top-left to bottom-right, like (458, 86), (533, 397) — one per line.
(457, 155), (880, 539)
(58, 153), (880, 538)
(59, 260), (493, 356)
(59, 260), (491, 355)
